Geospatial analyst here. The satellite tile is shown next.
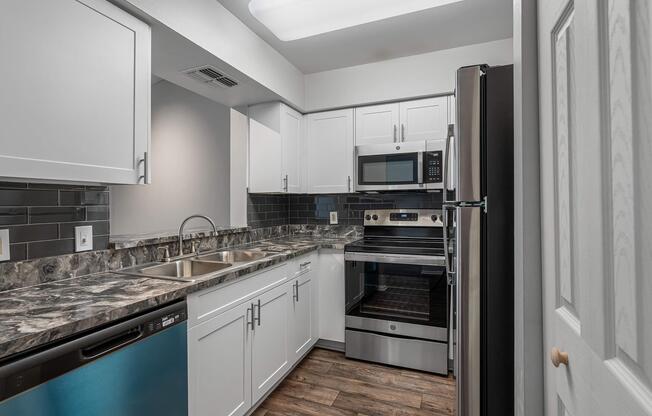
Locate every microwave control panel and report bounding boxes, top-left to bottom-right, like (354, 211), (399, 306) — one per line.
(424, 150), (443, 183)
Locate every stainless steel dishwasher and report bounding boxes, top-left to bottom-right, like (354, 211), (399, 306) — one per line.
(0, 300), (188, 416)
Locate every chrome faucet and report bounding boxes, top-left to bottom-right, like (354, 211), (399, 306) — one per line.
(178, 215), (217, 257)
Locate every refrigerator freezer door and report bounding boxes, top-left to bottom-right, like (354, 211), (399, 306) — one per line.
(456, 206), (482, 416)
(455, 66), (484, 203)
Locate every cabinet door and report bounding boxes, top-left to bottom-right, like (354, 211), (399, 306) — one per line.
(188, 302), (252, 416)
(281, 105), (302, 193)
(355, 103), (400, 145)
(0, 0), (150, 184)
(318, 250), (346, 343)
(249, 118), (283, 193)
(251, 284), (292, 403)
(290, 269), (316, 361)
(306, 109), (354, 194)
(399, 97), (448, 142)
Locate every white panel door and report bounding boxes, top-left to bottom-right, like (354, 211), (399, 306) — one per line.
(281, 105), (302, 193)
(249, 119), (283, 193)
(188, 302), (252, 416)
(0, 0), (150, 184)
(251, 284), (291, 403)
(399, 97), (448, 142)
(306, 109), (354, 193)
(539, 0), (652, 415)
(355, 103), (400, 145)
(289, 269), (316, 361)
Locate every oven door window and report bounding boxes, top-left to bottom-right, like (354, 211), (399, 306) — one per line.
(357, 153), (419, 185)
(345, 261), (447, 328)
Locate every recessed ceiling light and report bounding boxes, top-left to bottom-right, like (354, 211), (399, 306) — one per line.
(248, 0), (464, 41)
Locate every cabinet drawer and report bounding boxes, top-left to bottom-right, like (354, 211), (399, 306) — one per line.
(188, 264), (288, 328)
(288, 252), (317, 278)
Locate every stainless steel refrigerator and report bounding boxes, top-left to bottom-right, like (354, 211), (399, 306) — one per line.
(444, 64), (514, 416)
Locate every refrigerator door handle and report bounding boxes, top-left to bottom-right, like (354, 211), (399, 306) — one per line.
(444, 124), (456, 193)
(442, 204), (456, 277)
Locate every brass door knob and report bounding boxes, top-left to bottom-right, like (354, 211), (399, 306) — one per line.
(551, 347), (569, 367)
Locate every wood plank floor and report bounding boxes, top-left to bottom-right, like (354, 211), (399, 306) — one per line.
(253, 348), (456, 416)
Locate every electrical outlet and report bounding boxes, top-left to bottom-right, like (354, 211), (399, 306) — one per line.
(0, 229), (9, 262)
(75, 226), (93, 252)
(329, 211), (338, 225)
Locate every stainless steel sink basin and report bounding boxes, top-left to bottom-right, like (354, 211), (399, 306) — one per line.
(196, 250), (268, 263)
(138, 260), (232, 281)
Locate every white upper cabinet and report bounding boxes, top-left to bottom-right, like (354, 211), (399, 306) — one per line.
(306, 109), (354, 194)
(354, 103), (400, 145)
(249, 118), (283, 193)
(0, 0), (151, 184)
(249, 103), (304, 193)
(281, 105), (303, 193)
(399, 97), (448, 142)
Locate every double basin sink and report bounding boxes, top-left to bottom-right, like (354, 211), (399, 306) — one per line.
(125, 249), (272, 282)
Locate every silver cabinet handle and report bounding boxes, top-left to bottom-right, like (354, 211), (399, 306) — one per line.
(393, 124), (397, 142)
(401, 124), (406, 142)
(293, 281), (299, 302)
(247, 303), (255, 331)
(347, 175), (352, 192)
(300, 261), (311, 268)
(255, 299), (261, 326)
(138, 152), (149, 184)
(283, 174), (289, 192)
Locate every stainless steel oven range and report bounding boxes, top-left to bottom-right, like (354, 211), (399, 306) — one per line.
(344, 209), (451, 375)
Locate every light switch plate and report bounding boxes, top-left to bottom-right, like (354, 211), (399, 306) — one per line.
(0, 229), (9, 262)
(329, 211), (338, 225)
(75, 226), (93, 252)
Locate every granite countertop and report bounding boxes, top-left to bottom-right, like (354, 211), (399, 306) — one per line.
(0, 235), (358, 361)
(109, 226), (251, 249)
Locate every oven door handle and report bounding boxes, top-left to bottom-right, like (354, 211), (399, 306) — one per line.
(344, 252), (445, 266)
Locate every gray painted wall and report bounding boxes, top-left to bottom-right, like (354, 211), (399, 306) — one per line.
(111, 80), (230, 236)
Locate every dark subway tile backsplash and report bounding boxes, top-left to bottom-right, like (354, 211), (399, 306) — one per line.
(28, 239), (76, 259)
(7, 224), (59, 243)
(29, 207), (86, 224)
(0, 208), (28, 226)
(0, 189), (58, 206)
(249, 191), (442, 227)
(0, 183), (110, 262)
(60, 190), (109, 206)
(247, 194), (289, 229)
(87, 206), (109, 221)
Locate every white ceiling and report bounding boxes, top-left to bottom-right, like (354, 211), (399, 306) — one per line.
(217, 0), (513, 74)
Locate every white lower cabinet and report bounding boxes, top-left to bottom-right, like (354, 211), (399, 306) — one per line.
(251, 283), (292, 403)
(289, 265), (318, 360)
(188, 253), (320, 415)
(318, 249), (346, 343)
(188, 301), (252, 416)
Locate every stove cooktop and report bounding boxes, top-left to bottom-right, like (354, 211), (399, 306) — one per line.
(345, 237), (445, 257)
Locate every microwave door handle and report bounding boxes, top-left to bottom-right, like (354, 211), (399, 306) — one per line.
(417, 153), (424, 184)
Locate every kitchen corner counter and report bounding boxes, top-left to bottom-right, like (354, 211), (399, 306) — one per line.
(0, 235), (358, 361)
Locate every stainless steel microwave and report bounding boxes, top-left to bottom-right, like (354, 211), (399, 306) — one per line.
(354, 139), (447, 192)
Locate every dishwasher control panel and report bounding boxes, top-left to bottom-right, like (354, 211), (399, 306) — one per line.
(144, 307), (187, 336)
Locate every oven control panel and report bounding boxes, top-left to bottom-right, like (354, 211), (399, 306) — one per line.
(364, 209), (443, 227)
(390, 212), (418, 221)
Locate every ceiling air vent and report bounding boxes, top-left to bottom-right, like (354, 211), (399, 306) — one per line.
(183, 65), (239, 88)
